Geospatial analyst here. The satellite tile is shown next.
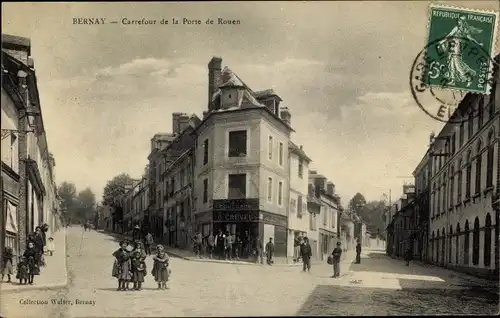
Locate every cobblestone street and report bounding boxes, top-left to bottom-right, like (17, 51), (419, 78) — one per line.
(2, 227), (498, 317)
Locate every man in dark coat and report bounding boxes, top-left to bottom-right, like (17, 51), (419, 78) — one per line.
(132, 225), (141, 242)
(300, 237), (312, 272)
(265, 237), (274, 265)
(355, 238), (362, 264)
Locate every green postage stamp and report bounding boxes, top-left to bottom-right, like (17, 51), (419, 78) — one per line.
(425, 4), (499, 94)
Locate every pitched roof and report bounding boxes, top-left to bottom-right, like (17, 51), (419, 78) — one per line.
(219, 67), (245, 88)
(289, 141), (312, 163)
(254, 89), (283, 101)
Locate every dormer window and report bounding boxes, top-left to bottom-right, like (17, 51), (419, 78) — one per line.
(228, 94), (232, 98)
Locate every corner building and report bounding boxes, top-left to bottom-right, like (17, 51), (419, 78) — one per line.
(193, 57), (293, 257)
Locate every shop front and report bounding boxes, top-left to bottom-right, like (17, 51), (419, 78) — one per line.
(1, 164), (20, 258)
(212, 198), (260, 238)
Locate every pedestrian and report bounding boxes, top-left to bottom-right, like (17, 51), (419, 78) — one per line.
(144, 232), (154, 256)
(355, 238), (362, 264)
(46, 237), (55, 256)
(216, 230), (226, 260)
(331, 242), (343, 278)
(112, 240), (133, 291)
(133, 240), (147, 259)
(16, 256), (29, 285)
(23, 241), (40, 285)
(300, 237), (312, 272)
(33, 227), (45, 267)
(234, 233), (242, 260)
(193, 231), (203, 258)
(254, 236), (264, 264)
(131, 251), (147, 290)
(225, 231), (233, 260)
(152, 245), (170, 290)
(265, 237), (274, 265)
(41, 223), (48, 248)
(1, 247), (14, 282)
(207, 232), (215, 259)
(132, 225), (141, 242)
(404, 245), (413, 266)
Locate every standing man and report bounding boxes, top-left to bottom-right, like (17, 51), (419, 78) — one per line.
(254, 236), (264, 264)
(331, 241), (343, 278)
(207, 232), (215, 259)
(224, 231), (233, 260)
(265, 237), (275, 265)
(144, 232), (154, 256)
(355, 238), (362, 264)
(300, 237), (312, 272)
(193, 230), (203, 258)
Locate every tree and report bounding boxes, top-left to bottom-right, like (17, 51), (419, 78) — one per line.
(75, 188), (96, 221)
(102, 173), (135, 204)
(58, 182), (77, 224)
(348, 193), (367, 214)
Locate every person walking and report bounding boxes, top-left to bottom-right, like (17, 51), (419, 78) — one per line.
(331, 242), (343, 278)
(254, 236), (264, 264)
(144, 232), (154, 256)
(300, 237), (312, 272)
(193, 231), (203, 258)
(265, 237), (275, 265)
(404, 243), (413, 266)
(355, 238), (362, 264)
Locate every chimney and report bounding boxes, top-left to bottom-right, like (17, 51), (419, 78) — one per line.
(327, 182), (335, 196)
(313, 176), (327, 198)
(280, 107), (292, 125)
(208, 57), (222, 111)
(177, 113), (190, 134)
(172, 112), (189, 135)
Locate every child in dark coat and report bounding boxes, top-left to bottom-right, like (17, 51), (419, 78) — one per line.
(23, 241), (40, 284)
(2, 247), (14, 282)
(16, 256), (29, 285)
(131, 251), (147, 290)
(112, 241), (133, 291)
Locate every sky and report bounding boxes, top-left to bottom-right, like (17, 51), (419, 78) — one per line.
(2, 1), (498, 204)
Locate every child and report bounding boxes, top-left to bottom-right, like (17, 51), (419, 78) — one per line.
(23, 241), (40, 284)
(1, 247), (14, 282)
(112, 241), (132, 291)
(152, 245), (170, 290)
(16, 256), (29, 285)
(131, 251), (147, 290)
(331, 242), (343, 278)
(46, 237), (55, 256)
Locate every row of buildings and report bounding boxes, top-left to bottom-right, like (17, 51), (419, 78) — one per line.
(386, 54), (500, 279)
(1, 34), (62, 258)
(103, 56), (371, 262)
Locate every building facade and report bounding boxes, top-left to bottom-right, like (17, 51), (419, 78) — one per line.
(286, 142), (311, 260)
(1, 34), (59, 257)
(413, 150), (431, 261)
(306, 183), (321, 260)
(427, 57), (498, 278)
(193, 58), (293, 257)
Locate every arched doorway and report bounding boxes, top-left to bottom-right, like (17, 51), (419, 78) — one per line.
(473, 217), (480, 265)
(464, 220), (470, 265)
(436, 229), (440, 264)
(449, 225), (453, 264)
(484, 213), (492, 267)
(456, 223), (461, 265)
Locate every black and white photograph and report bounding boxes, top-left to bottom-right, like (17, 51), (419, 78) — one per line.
(1, 1), (499, 317)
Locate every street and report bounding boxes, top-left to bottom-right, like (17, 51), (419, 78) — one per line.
(2, 227), (498, 317)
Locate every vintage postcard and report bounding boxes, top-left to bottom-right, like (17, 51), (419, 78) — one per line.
(1, 1), (499, 318)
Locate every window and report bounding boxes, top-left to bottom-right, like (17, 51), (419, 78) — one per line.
(278, 181), (283, 206)
(472, 217), (480, 265)
(297, 195), (303, 216)
(459, 122), (464, 146)
(322, 206), (327, 225)
(309, 213), (316, 231)
(484, 214), (492, 267)
(449, 166), (454, 208)
(171, 177), (175, 195)
(298, 159), (304, 178)
(279, 142), (284, 166)
(436, 185), (441, 214)
(465, 151), (472, 198)
(228, 174), (246, 199)
(475, 140), (482, 194)
(457, 160), (463, 203)
(486, 131), (494, 187)
(203, 139), (209, 165)
(203, 179), (208, 203)
(442, 173), (447, 213)
(478, 97), (484, 127)
(229, 130), (247, 157)
(467, 113), (474, 140)
(268, 136), (273, 160)
(290, 199), (296, 213)
(451, 133), (456, 154)
(267, 177), (273, 202)
(488, 97), (495, 120)
(180, 168), (185, 187)
(432, 183), (436, 216)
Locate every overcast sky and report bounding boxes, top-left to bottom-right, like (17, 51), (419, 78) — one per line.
(2, 1), (498, 204)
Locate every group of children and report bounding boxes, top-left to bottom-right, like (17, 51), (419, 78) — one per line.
(111, 239), (171, 291)
(1, 237), (55, 285)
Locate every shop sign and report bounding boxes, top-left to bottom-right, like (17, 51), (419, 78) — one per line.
(261, 212), (287, 227)
(213, 210), (260, 222)
(213, 199), (259, 211)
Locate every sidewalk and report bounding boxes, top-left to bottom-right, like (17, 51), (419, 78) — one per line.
(1, 227), (68, 293)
